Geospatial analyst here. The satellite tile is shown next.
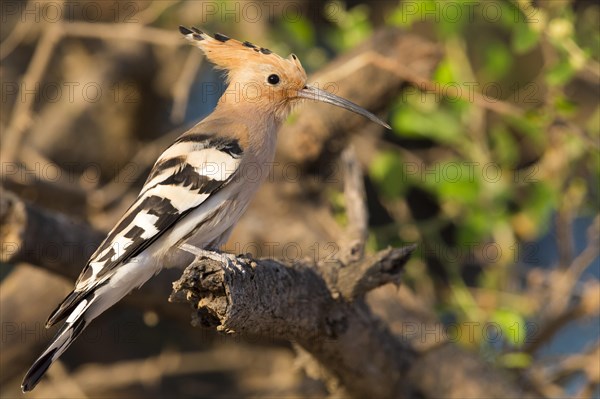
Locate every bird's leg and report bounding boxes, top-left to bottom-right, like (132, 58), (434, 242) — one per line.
(177, 243), (245, 273)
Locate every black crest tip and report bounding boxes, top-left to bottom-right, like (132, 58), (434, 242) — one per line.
(214, 33), (230, 42)
(179, 26), (193, 36)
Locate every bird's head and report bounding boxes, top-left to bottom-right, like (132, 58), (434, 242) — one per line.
(179, 26), (389, 129)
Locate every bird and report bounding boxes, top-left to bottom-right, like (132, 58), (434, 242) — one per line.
(21, 26), (390, 392)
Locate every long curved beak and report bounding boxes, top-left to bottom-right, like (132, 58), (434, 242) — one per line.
(297, 85), (391, 129)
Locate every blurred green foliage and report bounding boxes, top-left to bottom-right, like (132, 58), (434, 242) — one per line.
(385, 0), (597, 365)
(280, 0), (598, 374)
(324, 0), (373, 51)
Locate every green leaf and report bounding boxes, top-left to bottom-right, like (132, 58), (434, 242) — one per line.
(499, 352), (533, 368)
(482, 41), (513, 80)
(434, 59), (455, 85)
(522, 181), (557, 234)
(369, 151), (406, 199)
(392, 107), (463, 144)
(325, 1), (372, 51)
(279, 17), (315, 47)
(505, 112), (546, 146)
(512, 22), (540, 54)
(554, 94), (578, 116)
(546, 59), (576, 86)
(491, 125), (519, 167)
(490, 308), (527, 346)
(424, 161), (481, 203)
(458, 206), (496, 244)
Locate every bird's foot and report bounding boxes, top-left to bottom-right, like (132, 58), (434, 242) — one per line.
(178, 244), (244, 273)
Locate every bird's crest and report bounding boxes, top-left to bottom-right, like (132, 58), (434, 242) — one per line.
(179, 26), (305, 82)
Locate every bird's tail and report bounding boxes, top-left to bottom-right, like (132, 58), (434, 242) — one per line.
(21, 298), (92, 392)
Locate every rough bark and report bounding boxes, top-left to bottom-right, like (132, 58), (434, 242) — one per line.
(169, 249), (416, 399)
(169, 248), (531, 399)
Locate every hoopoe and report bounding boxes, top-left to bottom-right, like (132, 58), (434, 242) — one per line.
(22, 26), (390, 392)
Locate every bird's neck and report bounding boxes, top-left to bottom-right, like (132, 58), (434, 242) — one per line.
(217, 83), (291, 124)
(210, 98), (280, 159)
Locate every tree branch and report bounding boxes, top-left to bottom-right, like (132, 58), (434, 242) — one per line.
(338, 146), (369, 265)
(169, 243), (534, 398)
(0, 188), (104, 278)
(169, 248), (415, 399)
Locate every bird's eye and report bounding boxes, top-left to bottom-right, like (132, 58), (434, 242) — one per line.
(267, 74), (280, 85)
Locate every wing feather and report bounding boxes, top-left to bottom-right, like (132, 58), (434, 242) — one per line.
(46, 134), (243, 326)
(89, 135), (243, 279)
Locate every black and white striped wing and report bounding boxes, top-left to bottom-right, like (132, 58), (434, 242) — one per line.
(46, 134), (243, 326)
